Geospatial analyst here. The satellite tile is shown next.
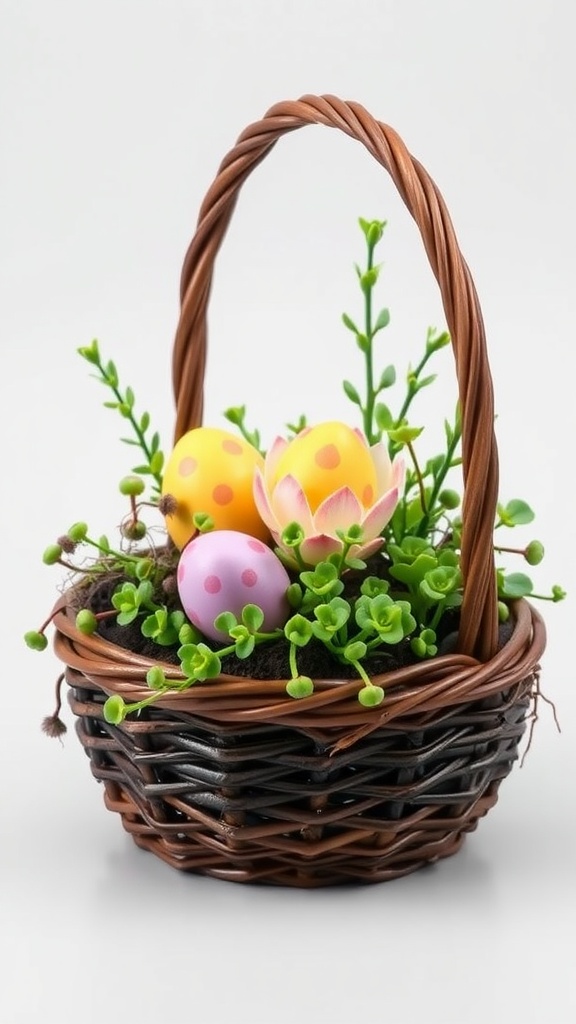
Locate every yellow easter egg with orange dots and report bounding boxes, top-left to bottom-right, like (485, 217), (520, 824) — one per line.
(272, 421), (377, 512)
(161, 427), (269, 549)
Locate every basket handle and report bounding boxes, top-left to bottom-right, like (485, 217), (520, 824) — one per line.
(171, 94), (499, 661)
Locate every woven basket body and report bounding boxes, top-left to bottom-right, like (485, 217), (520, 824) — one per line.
(53, 95), (545, 887)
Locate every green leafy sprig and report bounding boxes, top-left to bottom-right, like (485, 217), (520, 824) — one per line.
(78, 339), (165, 496)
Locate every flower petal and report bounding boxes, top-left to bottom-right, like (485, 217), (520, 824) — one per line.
(353, 427), (371, 450)
(361, 487), (400, 538)
(391, 452), (406, 492)
(370, 440), (394, 495)
(313, 486), (363, 537)
(253, 468), (279, 533)
(353, 537), (385, 561)
(271, 474), (314, 534)
(263, 436), (289, 485)
(299, 534), (343, 566)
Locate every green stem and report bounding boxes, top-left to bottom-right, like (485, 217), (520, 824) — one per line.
(428, 602), (445, 632)
(407, 441), (427, 514)
(83, 535), (142, 564)
(416, 425), (461, 538)
(494, 544), (525, 556)
(394, 346), (434, 426)
(351, 660), (372, 687)
(289, 643), (299, 679)
(363, 242), (376, 444)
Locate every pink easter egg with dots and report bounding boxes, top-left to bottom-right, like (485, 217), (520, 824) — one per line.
(177, 530), (291, 642)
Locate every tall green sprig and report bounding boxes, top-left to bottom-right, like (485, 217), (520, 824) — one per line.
(77, 339), (165, 496)
(342, 218), (392, 445)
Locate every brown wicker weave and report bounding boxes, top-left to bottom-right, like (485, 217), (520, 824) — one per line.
(52, 95), (546, 887)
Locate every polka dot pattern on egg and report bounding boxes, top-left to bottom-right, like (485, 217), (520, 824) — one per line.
(161, 427), (270, 549)
(177, 530), (291, 643)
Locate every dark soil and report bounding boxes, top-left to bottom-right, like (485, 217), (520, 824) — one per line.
(73, 555), (508, 680)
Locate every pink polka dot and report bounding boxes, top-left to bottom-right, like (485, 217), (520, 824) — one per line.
(248, 539), (266, 554)
(204, 575), (222, 594)
(315, 444), (340, 470)
(213, 483), (234, 505)
(178, 456), (197, 477)
(222, 439), (243, 455)
(363, 484), (374, 506)
(178, 562), (186, 582)
(241, 568), (258, 587)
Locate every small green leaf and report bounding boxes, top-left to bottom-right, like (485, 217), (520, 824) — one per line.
(214, 611), (238, 634)
(343, 640), (367, 662)
(67, 521), (88, 542)
(498, 572), (534, 598)
(343, 380), (361, 405)
(284, 615), (313, 647)
(282, 522), (305, 548)
(235, 635), (255, 659)
(192, 511), (214, 533)
(342, 313), (359, 333)
(24, 630), (48, 651)
(286, 676), (314, 699)
(377, 365), (396, 390)
(77, 339), (100, 364)
(357, 685), (385, 708)
(287, 583), (303, 609)
(119, 475), (145, 497)
(150, 451), (164, 475)
(426, 329), (450, 353)
(43, 544), (62, 566)
(103, 695), (126, 725)
(179, 622), (201, 645)
(76, 609), (98, 635)
(524, 540), (544, 566)
(498, 499), (535, 527)
(374, 403), (393, 431)
(374, 308), (390, 332)
(105, 360), (118, 387)
(438, 489), (460, 510)
(387, 425), (424, 445)
(241, 604), (265, 632)
(146, 666), (167, 690)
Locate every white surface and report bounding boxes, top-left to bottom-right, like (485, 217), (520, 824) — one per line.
(2, 2), (575, 1022)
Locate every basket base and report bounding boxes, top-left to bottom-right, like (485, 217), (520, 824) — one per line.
(68, 670), (533, 888)
(102, 778), (489, 887)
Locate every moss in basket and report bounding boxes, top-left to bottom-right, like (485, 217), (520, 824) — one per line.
(25, 217), (566, 733)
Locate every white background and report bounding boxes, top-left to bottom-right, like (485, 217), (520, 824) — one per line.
(2, 2), (575, 1022)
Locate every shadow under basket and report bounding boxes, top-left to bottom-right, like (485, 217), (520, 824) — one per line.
(50, 95), (547, 886)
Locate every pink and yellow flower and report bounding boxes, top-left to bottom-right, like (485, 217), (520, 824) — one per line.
(253, 421), (405, 567)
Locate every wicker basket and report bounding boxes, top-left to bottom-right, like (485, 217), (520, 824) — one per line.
(51, 95), (546, 887)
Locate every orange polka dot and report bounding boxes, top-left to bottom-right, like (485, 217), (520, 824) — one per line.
(222, 439), (243, 455)
(315, 444), (340, 470)
(178, 456), (197, 476)
(363, 484), (374, 506)
(212, 483), (234, 505)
